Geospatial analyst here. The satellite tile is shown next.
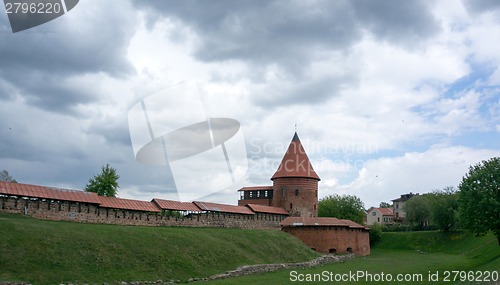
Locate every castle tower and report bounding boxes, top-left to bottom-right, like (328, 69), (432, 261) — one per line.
(271, 132), (320, 217)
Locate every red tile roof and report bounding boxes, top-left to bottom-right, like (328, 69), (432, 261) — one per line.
(99, 196), (160, 212)
(246, 204), (288, 215)
(238, 186), (273, 192)
(280, 217), (367, 229)
(193, 201), (255, 215)
(271, 133), (320, 181)
(376, 207), (394, 216)
(0, 181), (101, 204)
(152, 198), (201, 212)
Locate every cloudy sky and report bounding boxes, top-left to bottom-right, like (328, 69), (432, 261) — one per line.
(0, 0), (499, 208)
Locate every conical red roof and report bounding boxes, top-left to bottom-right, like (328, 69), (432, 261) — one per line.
(271, 132), (320, 181)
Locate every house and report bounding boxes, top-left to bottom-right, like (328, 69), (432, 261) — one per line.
(391, 193), (418, 222)
(366, 207), (394, 225)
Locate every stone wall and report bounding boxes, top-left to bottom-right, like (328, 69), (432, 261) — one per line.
(0, 195), (285, 229)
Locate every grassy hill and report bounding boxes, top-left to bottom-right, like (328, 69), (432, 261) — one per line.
(206, 230), (500, 284)
(0, 212), (318, 284)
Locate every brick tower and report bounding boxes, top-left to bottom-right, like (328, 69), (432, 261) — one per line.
(271, 132), (320, 217)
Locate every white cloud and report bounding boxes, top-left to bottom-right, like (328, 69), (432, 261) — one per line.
(321, 145), (499, 208)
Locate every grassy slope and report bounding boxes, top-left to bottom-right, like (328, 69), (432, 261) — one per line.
(207, 231), (500, 284)
(0, 213), (318, 284)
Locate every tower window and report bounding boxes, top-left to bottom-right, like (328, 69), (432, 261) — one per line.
(295, 189), (299, 196)
(282, 187), (285, 197)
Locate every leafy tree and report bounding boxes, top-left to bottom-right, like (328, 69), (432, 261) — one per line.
(0, 170), (17, 183)
(458, 157), (500, 246)
(403, 195), (430, 229)
(428, 187), (459, 232)
(318, 194), (365, 224)
(379, 202), (392, 208)
(84, 164), (119, 197)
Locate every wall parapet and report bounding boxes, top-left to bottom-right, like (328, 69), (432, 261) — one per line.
(0, 195), (286, 229)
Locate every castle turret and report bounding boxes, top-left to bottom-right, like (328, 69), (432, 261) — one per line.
(271, 132), (320, 217)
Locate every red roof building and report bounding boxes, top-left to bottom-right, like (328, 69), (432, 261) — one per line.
(366, 207), (395, 225)
(238, 132), (320, 217)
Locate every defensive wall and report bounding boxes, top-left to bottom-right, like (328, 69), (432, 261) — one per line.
(0, 181), (287, 229)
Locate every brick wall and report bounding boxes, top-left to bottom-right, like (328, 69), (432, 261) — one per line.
(0, 196), (285, 229)
(282, 226), (370, 256)
(272, 178), (318, 217)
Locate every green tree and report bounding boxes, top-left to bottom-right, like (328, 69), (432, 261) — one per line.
(403, 195), (430, 229)
(0, 170), (17, 183)
(458, 157), (500, 246)
(84, 164), (120, 197)
(318, 194), (365, 224)
(379, 202), (392, 208)
(428, 187), (459, 232)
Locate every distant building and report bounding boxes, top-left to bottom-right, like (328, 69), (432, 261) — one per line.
(366, 207), (394, 225)
(391, 193), (418, 222)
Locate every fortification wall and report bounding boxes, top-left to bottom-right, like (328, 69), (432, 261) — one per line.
(0, 196), (285, 229)
(281, 226), (370, 256)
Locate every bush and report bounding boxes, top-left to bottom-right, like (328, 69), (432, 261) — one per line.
(369, 223), (383, 246)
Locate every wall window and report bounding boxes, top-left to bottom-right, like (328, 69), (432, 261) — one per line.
(295, 189), (299, 196)
(372, 211), (376, 216)
(290, 203), (293, 210)
(249, 191), (253, 198)
(257, 191), (260, 198)
(264, 191), (268, 198)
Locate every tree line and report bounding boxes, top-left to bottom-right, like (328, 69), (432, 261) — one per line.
(318, 157), (500, 246)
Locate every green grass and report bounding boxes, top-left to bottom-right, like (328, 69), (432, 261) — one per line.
(2, 212), (499, 285)
(0, 212), (318, 284)
(206, 231), (500, 284)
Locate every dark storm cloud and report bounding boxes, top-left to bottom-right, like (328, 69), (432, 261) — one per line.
(133, 0), (439, 65)
(462, 0), (500, 14)
(251, 74), (357, 108)
(0, 1), (137, 114)
(133, 0), (439, 107)
(0, 71), (98, 114)
(133, 1), (360, 69)
(351, 0), (440, 45)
